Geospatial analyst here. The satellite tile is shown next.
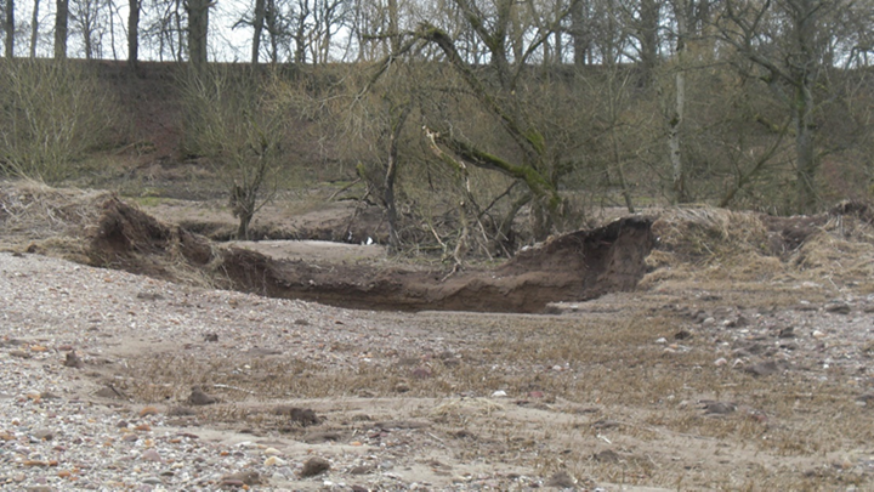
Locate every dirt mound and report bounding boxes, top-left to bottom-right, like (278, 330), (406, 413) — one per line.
(85, 198), (656, 313)
(9, 181), (874, 312)
(641, 202), (874, 288)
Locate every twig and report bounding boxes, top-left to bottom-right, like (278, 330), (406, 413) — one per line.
(212, 384), (256, 394)
(327, 177), (363, 202)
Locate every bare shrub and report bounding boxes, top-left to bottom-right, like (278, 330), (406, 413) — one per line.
(0, 60), (120, 184)
(179, 66), (293, 239)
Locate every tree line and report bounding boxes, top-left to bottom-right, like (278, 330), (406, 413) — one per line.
(1, 0), (873, 256)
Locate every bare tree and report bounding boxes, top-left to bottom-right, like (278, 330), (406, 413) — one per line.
(30, 0), (39, 57)
(251, 0), (266, 63)
(719, 0), (845, 212)
(55, 0), (69, 59)
(71, 0), (108, 59)
(4, 0), (13, 58)
(129, 0), (140, 69)
(186, 0), (210, 70)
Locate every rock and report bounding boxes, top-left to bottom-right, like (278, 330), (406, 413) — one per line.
(288, 407), (319, 426)
(546, 471), (575, 488)
(778, 327), (795, 338)
(167, 406), (196, 416)
(351, 486), (370, 492)
(701, 400), (736, 415)
(825, 302), (851, 314)
(141, 449), (162, 462)
(141, 476), (163, 485)
(186, 386), (217, 406)
(303, 431), (343, 444)
(136, 291), (164, 301)
(593, 450), (620, 462)
(263, 447), (282, 455)
(220, 471), (261, 486)
(300, 457), (331, 478)
(674, 330), (692, 340)
(349, 465), (373, 475)
(95, 384), (127, 399)
(139, 406), (160, 417)
(393, 382), (410, 393)
(491, 390), (508, 398)
(264, 456), (286, 466)
(31, 429), (54, 441)
(63, 351), (84, 368)
(294, 319), (310, 326)
(204, 333), (219, 342)
(411, 366), (433, 379)
(743, 360), (782, 377)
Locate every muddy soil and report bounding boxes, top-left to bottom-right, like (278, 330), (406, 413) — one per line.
(3, 183), (874, 490)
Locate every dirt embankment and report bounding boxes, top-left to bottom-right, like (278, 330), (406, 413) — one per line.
(88, 197), (655, 313)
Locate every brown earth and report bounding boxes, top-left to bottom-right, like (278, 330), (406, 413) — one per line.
(3, 182), (874, 490)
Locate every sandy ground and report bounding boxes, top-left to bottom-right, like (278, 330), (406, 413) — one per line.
(2, 184), (874, 490)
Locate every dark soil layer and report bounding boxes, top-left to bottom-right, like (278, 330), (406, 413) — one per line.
(88, 197), (655, 313)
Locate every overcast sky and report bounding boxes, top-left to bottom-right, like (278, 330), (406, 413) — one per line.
(9, 0), (262, 62)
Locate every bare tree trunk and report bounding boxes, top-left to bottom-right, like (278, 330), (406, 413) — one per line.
(668, 0), (688, 203)
(571, 0), (588, 66)
(54, 0), (68, 59)
(29, 0), (38, 57)
(385, 105), (410, 252)
(4, 0), (13, 58)
(637, 0), (659, 87)
(388, 0), (399, 53)
(128, 0), (139, 70)
(187, 0), (209, 71)
(792, 0), (819, 213)
(252, 0), (265, 64)
(794, 80), (817, 212)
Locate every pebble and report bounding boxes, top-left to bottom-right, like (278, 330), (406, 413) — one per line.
(300, 457), (331, 477)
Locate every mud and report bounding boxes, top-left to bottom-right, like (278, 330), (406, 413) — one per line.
(87, 197), (655, 313)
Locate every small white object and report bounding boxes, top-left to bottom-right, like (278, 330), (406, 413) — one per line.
(491, 390), (507, 398)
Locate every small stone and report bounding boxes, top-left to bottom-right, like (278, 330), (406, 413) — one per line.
(204, 333), (218, 342)
(491, 390), (507, 398)
(674, 330), (692, 340)
(134, 424), (151, 432)
(142, 477), (163, 485)
(141, 449), (162, 462)
(32, 429), (54, 441)
(351, 486), (369, 492)
(186, 386), (217, 406)
(714, 358), (728, 367)
(294, 319), (310, 326)
(701, 401), (736, 415)
(393, 382), (410, 393)
(300, 457), (331, 478)
(411, 366), (433, 379)
(546, 471), (575, 488)
(123, 434), (139, 443)
(221, 471), (261, 486)
(349, 465), (373, 475)
(139, 406), (160, 417)
(167, 406), (196, 416)
(95, 385), (127, 399)
(63, 351), (84, 368)
(10, 350), (31, 359)
(744, 360), (782, 377)
(825, 302), (851, 314)
(264, 456), (286, 466)
(778, 327), (795, 338)
(264, 447), (282, 455)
